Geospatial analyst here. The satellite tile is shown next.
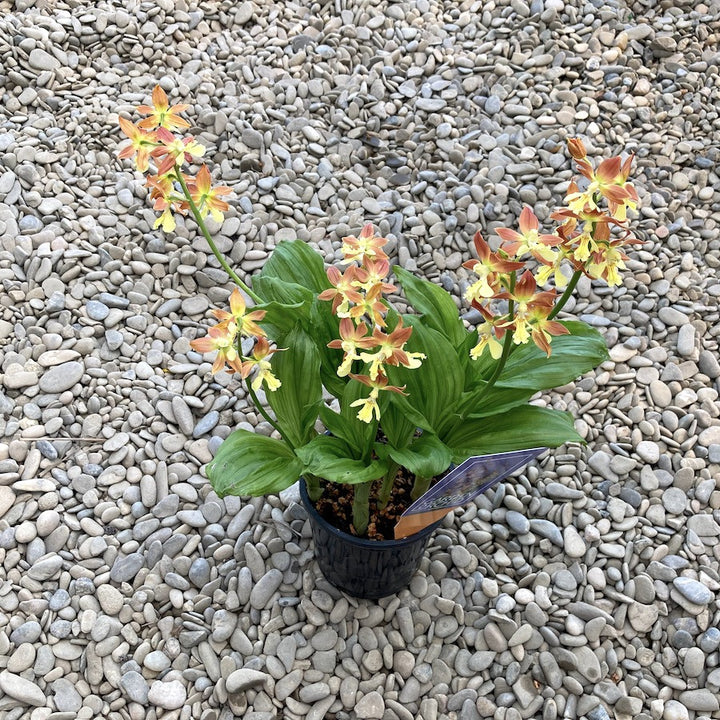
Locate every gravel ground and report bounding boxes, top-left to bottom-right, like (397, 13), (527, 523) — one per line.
(1, 1), (720, 719)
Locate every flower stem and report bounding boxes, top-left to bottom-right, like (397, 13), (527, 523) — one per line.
(548, 269), (582, 320)
(411, 475), (433, 501)
(245, 378), (292, 449)
(378, 462), (399, 510)
(175, 169), (262, 304)
(352, 481), (372, 536)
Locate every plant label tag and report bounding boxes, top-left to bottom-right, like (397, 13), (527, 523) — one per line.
(394, 447), (546, 539)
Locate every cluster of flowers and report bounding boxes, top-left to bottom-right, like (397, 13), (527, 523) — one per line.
(319, 224), (426, 422)
(188, 289), (281, 392)
(117, 85), (231, 232)
(464, 137), (639, 360)
(118, 86), (282, 393)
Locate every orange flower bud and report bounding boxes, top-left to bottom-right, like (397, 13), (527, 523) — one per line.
(567, 138), (587, 160)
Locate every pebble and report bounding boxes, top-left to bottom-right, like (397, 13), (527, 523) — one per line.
(673, 577), (713, 605)
(38, 361), (84, 393)
(147, 680), (187, 709)
(0, 671), (46, 707)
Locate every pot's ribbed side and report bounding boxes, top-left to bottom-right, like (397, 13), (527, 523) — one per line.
(299, 479), (443, 599)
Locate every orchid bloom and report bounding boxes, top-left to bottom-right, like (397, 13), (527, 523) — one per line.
(498, 271), (569, 353)
(462, 231), (525, 303)
(212, 288), (266, 338)
(117, 117), (157, 173)
(354, 258), (396, 295)
(246, 337), (282, 392)
(318, 265), (365, 317)
(341, 223), (389, 264)
(469, 306), (505, 360)
(349, 373), (406, 424)
(137, 85), (191, 132)
(566, 154), (637, 221)
(187, 165), (232, 223)
(189, 320), (243, 374)
(348, 284), (387, 328)
(360, 319), (425, 380)
(495, 207), (562, 264)
(327, 319), (376, 376)
(587, 243), (629, 287)
(152, 127), (205, 176)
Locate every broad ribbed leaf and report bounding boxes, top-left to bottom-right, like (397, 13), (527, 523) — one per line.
(388, 318), (464, 431)
(384, 433), (452, 479)
(497, 321), (608, 391)
(463, 385), (536, 419)
(207, 430), (302, 497)
(378, 399), (416, 449)
(319, 406), (364, 457)
(444, 406), (583, 463)
(255, 299), (310, 342)
(394, 266), (467, 347)
(310, 298), (346, 399)
(255, 239), (330, 294)
(267, 326), (322, 448)
(296, 435), (389, 484)
(252, 275), (314, 307)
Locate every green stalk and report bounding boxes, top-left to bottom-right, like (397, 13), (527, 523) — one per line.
(174, 169), (262, 304)
(304, 473), (323, 502)
(548, 269), (582, 320)
(245, 378), (291, 448)
(411, 476), (432, 501)
(352, 481), (372, 536)
(378, 461), (399, 510)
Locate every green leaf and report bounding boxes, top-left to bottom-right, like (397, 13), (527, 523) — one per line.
(383, 433), (452, 479)
(462, 385), (536, 419)
(393, 266), (468, 347)
(319, 406), (364, 457)
(378, 399), (416, 449)
(388, 318), (464, 432)
(339, 378), (379, 453)
(497, 321), (609, 391)
(255, 239), (330, 294)
(206, 430), (302, 497)
(252, 275), (314, 307)
(310, 298), (346, 399)
(296, 435), (389, 485)
(267, 326), (322, 448)
(255, 299), (310, 342)
(444, 405), (584, 463)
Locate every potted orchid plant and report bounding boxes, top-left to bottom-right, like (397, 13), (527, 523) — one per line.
(117, 87), (639, 597)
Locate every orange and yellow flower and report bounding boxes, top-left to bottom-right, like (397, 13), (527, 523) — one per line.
(469, 306), (505, 361)
(318, 265), (364, 317)
(117, 117), (157, 173)
(341, 223), (389, 264)
(212, 288), (267, 338)
(137, 85), (191, 132)
(327, 319), (377, 376)
(244, 337), (282, 392)
(349, 373), (406, 423)
(462, 231), (524, 303)
(152, 128), (205, 176)
(359, 319), (425, 380)
(497, 271), (569, 354)
(187, 165), (232, 223)
(495, 207), (562, 264)
(190, 320), (243, 375)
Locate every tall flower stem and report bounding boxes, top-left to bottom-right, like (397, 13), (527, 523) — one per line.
(245, 379), (290, 448)
(175, 169), (262, 304)
(548, 269), (582, 320)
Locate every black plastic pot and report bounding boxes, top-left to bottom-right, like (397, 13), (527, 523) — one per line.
(299, 478), (444, 599)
